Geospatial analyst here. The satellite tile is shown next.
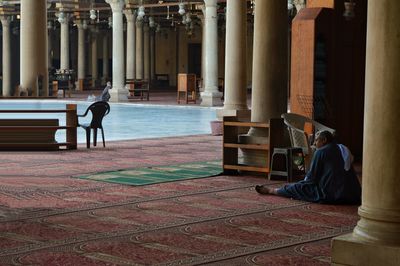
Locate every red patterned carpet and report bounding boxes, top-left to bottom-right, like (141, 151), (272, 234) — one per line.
(0, 135), (359, 265)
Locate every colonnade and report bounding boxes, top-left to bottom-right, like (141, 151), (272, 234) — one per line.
(2, 0), (222, 104)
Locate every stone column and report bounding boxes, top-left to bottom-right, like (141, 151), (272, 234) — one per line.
(124, 10), (136, 80)
(91, 27), (98, 86)
(106, 0), (128, 102)
(199, 12), (206, 92)
(48, 26), (53, 69)
(59, 14), (70, 70)
(250, 0), (287, 133)
(200, 0), (222, 106)
(20, 0), (48, 96)
(1, 16), (11, 96)
(240, 0), (288, 167)
(135, 20), (144, 79)
(76, 20), (86, 90)
(143, 22), (150, 80)
(332, 1), (400, 265)
(150, 29), (155, 81)
(217, 0), (249, 120)
(102, 32), (109, 84)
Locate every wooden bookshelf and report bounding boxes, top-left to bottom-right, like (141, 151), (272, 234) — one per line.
(222, 116), (287, 176)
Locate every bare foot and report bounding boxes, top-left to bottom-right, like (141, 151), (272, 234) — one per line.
(255, 185), (278, 195)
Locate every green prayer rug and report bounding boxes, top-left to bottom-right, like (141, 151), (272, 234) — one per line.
(76, 161), (222, 186)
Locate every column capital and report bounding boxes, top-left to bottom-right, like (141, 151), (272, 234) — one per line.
(124, 9), (137, 22)
(0, 15), (11, 26)
(106, 0), (125, 13)
(58, 13), (71, 25)
(294, 0), (306, 12)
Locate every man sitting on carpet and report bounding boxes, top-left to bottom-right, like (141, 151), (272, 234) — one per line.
(256, 131), (361, 204)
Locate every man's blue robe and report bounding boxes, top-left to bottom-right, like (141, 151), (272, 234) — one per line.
(277, 143), (361, 204)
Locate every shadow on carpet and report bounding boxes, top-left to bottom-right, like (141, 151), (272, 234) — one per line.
(75, 161), (222, 186)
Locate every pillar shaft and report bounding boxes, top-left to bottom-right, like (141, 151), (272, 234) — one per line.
(106, 0), (127, 102)
(136, 20), (144, 79)
(60, 17), (70, 70)
(200, 0), (222, 106)
(251, 0), (287, 132)
(48, 29), (53, 69)
(20, 0), (48, 96)
(1, 17), (11, 96)
(221, 0), (248, 112)
(124, 10), (136, 80)
(91, 28), (98, 81)
(332, 1), (400, 265)
(102, 32), (109, 83)
(76, 21), (86, 81)
(354, 0), (400, 244)
(200, 13), (205, 92)
(240, 0), (287, 168)
(150, 30), (155, 81)
(143, 23), (150, 80)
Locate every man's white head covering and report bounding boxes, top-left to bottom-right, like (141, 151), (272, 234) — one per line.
(337, 144), (354, 171)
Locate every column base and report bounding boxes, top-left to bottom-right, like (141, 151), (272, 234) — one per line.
(200, 91), (223, 107)
(332, 233), (400, 266)
(76, 79), (84, 91)
(109, 87), (128, 102)
(238, 134), (269, 167)
(216, 109), (251, 121)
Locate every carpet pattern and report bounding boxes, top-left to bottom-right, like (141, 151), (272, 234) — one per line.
(76, 161), (222, 186)
(0, 135), (360, 265)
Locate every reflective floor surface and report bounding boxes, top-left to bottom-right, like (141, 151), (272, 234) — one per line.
(0, 100), (218, 143)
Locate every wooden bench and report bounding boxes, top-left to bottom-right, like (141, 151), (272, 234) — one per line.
(0, 104), (78, 150)
(126, 79), (150, 101)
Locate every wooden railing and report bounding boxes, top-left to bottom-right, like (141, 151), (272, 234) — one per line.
(0, 104), (78, 150)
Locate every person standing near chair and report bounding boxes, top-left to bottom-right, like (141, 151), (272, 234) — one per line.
(256, 131), (361, 204)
